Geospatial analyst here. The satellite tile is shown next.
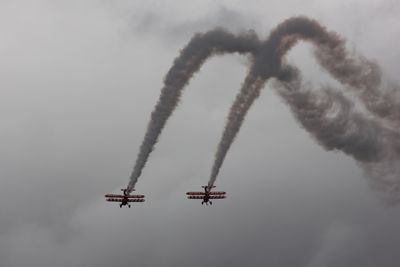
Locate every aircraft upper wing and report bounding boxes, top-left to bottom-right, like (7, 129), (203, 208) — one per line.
(187, 195), (226, 199)
(126, 195), (145, 198)
(209, 191), (226, 195)
(105, 194), (145, 198)
(105, 194), (124, 198)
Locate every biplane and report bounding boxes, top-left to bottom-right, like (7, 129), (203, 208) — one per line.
(186, 186), (226, 205)
(105, 189), (145, 208)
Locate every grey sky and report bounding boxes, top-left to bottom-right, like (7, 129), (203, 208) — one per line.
(1, 0), (400, 266)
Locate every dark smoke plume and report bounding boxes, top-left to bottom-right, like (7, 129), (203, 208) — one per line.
(315, 43), (400, 127)
(209, 16), (342, 185)
(208, 16), (400, 200)
(127, 16), (400, 201)
(274, 65), (400, 202)
(127, 29), (261, 192)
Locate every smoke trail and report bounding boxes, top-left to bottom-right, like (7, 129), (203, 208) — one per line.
(275, 66), (393, 162)
(209, 73), (265, 186)
(209, 16), (341, 186)
(314, 43), (400, 127)
(274, 66), (400, 202)
(127, 29), (261, 192)
(208, 16), (400, 189)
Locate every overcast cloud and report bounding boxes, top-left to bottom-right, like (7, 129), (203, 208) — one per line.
(1, 0), (400, 266)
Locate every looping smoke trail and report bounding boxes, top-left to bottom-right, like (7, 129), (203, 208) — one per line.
(209, 16), (342, 186)
(127, 15), (400, 201)
(208, 16), (400, 202)
(127, 29), (261, 192)
(275, 65), (393, 162)
(274, 65), (400, 203)
(314, 40), (400, 127)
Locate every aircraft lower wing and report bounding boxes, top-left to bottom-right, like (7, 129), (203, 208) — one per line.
(127, 199), (145, 202)
(209, 195), (226, 199)
(186, 192), (226, 196)
(106, 198), (145, 202)
(187, 196), (204, 199)
(187, 195), (226, 199)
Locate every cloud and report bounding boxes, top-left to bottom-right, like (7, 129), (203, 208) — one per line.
(132, 5), (263, 41)
(1, 1), (400, 267)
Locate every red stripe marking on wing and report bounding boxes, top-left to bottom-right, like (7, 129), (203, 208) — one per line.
(127, 195), (145, 198)
(187, 196), (204, 199)
(209, 192), (226, 195)
(106, 198), (124, 202)
(127, 199), (145, 202)
(209, 195), (226, 199)
(105, 194), (124, 198)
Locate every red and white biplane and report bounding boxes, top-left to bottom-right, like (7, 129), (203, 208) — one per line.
(186, 186), (226, 205)
(105, 189), (145, 208)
